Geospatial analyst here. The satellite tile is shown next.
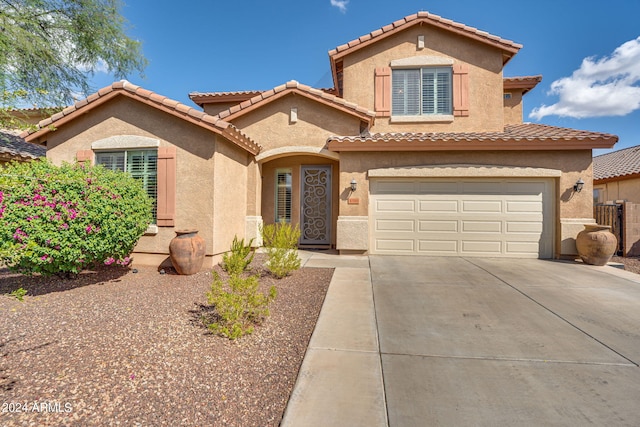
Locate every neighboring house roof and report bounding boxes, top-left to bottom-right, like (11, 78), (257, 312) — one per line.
(189, 90), (264, 108)
(0, 130), (46, 161)
(213, 80), (376, 123)
(21, 81), (261, 155)
(328, 123), (618, 151)
(594, 145), (640, 182)
(503, 76), (542, 95)
(189, 87), (340, 108)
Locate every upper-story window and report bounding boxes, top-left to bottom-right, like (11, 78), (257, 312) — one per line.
(392, 67), (452, 116)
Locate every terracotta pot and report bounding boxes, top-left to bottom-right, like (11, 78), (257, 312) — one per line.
(576, 224), (617, 266)
(169, 229), (206, 275)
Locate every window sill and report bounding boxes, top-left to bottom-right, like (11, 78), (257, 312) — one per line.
(390, 115), (454, 123)
(144, 224), (159, 235)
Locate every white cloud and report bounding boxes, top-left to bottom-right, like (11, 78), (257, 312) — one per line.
(330, 0), (349, 13)
(530, 37), (640, 120)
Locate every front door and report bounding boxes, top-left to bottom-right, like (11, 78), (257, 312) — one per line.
(300, 165), (331, 245)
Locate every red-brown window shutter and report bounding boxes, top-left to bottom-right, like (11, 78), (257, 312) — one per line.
(375, 67), (391, 117)
(453, 64), (470, 117)
(156, 146), (176, 227)
(76, 149), (94, 164)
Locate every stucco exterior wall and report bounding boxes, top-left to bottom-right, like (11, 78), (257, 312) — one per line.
(503, 90), (524, 125)
(231, 93), (362, 152)
(44, 96), (250, 267)
(595, 177), (640, 203)
(336, 149), (594, 256)
(341, 24), (505, 133)
(203, 102), (245, 117)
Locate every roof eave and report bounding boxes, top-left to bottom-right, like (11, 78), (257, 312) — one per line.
(328, 138), (618, 152)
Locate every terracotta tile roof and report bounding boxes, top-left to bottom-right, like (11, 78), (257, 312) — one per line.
(0, 130), (46, 160)
(329, 11), (523, 61)
(21, 81), (261, 155)
(328, 123), (618, 151)
(503, 76), (542, 94)
(189, 87), (340, 107)
(214, 80), (375, 122)
(594, 145), (640, 181)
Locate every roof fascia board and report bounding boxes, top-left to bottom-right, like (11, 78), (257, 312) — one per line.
(594, 172), (640, 185)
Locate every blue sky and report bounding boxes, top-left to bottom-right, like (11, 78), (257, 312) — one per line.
(90, 0), (640, 155)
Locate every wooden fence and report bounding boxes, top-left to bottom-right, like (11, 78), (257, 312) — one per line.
(595, 202), (640, 256)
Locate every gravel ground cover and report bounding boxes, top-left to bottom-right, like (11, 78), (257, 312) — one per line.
(612, 255), (640, 275)
(0, 255), (333, 426)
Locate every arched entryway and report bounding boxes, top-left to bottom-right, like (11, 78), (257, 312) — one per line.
(260, 154), (340, 247)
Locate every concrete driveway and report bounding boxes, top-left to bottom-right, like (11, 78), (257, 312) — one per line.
(282, 254), (640, 426)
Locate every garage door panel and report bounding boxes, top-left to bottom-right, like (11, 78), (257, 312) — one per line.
(462, 200), (502, 213)
(376, 199), (415, 212)
(370, 178), (553, 258)
(375, 181), (417, 194)
(506, 201), (542, 213)
(376, 239), (415, 252)
(462, 221), (502, 233)
(418, 200), (458, 213)
(419, 220), (458, 232)
(506, 181), (545, 195)
(461, 240), (502, 254)
(417, 240), (458, 253)
(375, 219), (415, 232)
(506, 221), (543, 233)
(417, 181), (459, 194)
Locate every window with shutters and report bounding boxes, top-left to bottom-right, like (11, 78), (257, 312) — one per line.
(275, 168), (292, 223)
(96, 150), (158, 221)
(392, 67), (452, 116)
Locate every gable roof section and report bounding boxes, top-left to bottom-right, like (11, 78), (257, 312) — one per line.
(0, 130), (46, 161)
(21, 81), (260, 155)
(328, 123), (618, 151)
(594, 145), (640, 182)
(189, 90), (264, 108)
(214, 80), (375, 123)
(504, 76), (542, 95)
(329, 11), (522, 76)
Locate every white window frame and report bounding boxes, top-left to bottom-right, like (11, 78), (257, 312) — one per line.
(275, 168), (292, 223)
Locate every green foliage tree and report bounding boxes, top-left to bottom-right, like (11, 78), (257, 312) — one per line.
(0, 0), (146, 128)
(0, 159), (153, 277)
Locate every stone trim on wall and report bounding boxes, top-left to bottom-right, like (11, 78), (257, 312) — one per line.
(337, 216), (369, 251)
(91, 135), (160, 150)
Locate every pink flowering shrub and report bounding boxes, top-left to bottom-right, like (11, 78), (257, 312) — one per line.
(0, 160), (153, 277)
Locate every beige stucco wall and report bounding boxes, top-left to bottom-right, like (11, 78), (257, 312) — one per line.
(44, 96), (251, 267)
(595, 177), (640, 203)
(202, 102), (245, 117)
(337, 149), (594, 257)
(341, 24), (505, 133)
(503, 90), (524, 125)
(231, 93), (363, 152)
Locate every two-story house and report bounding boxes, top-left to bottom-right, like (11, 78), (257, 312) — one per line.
(22, 12), (617, 267)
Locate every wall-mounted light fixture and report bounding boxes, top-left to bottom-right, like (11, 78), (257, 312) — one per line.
(573, 178), (584, 193)
(350, 179), (357, 192)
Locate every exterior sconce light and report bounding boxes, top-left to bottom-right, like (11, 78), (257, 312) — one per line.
(350, 179), (357, 192)
(574, 178), (584, 193)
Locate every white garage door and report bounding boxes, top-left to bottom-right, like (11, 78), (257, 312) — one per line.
(370, 178), (554, 258)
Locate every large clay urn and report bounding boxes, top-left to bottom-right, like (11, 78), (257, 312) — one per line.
(169, 229), (206, 275)
(576, 224), (617, 266)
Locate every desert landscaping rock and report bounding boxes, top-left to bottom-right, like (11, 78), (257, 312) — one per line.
(0, 255), (332, 426)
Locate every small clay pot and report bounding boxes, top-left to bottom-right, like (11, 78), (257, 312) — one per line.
(576, 224), (617, 266)
(169, 229), (206, 275)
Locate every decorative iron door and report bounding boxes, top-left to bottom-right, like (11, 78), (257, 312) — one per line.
(300, 165), (332, 245)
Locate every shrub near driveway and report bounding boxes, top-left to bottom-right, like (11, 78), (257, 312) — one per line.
(0, 160), (153, 277)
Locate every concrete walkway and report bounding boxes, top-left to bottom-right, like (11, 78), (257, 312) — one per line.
(281, 252), (640, 426)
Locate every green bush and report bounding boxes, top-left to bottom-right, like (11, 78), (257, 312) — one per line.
(0, 159), (153, 277)
(261, 222), (301, 278)
(205, 272), (277, 340)
(221, 236), (254, 276)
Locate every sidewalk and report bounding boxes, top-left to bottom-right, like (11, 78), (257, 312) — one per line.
(281, 251), (388, 427)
